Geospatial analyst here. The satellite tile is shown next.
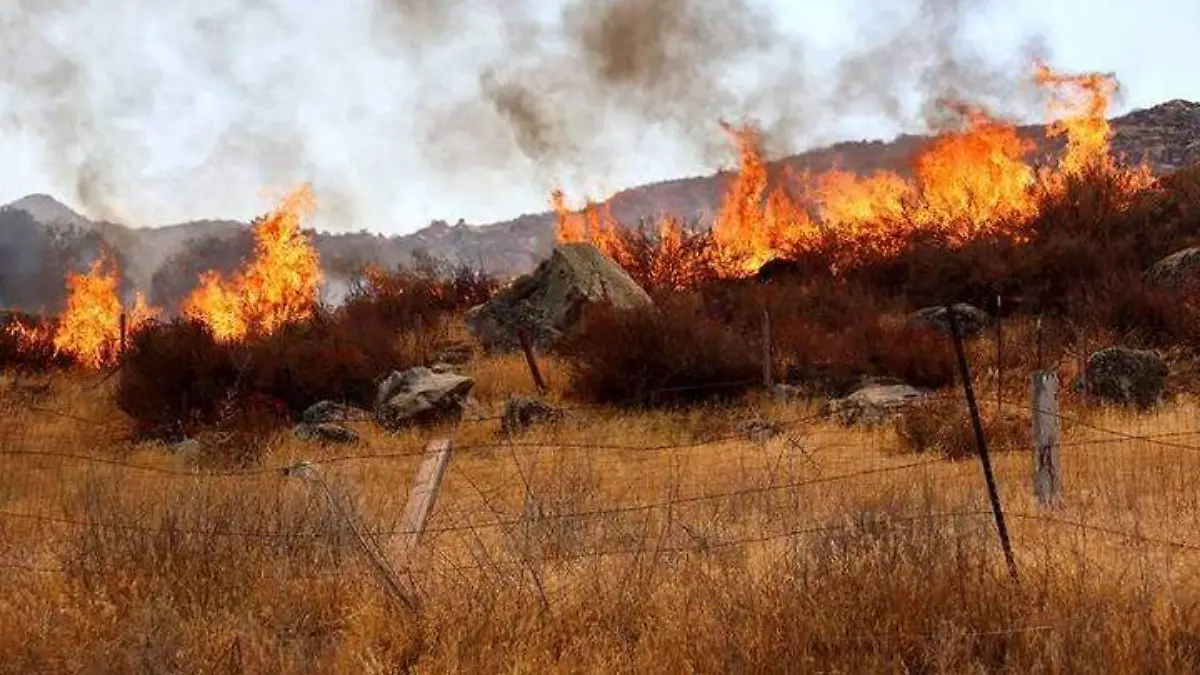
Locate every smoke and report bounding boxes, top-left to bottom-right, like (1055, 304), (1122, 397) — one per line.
(0, 0), (1050, 231)
(392, 0), (1051, 181)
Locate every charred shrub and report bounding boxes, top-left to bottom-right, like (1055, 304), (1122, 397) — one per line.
(557, 295), (760, 407)
(116, 319), (240, 439)
(118, 258), (496, 440)
(341, 254), (498, 329)
(246, 309), (416, 415)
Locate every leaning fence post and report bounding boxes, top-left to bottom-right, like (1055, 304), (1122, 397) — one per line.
(947, 306), (1019, 580)
(1031, 371), (1062, 507)
(516, 328), (547, 394)
(400, 439), (454, 559)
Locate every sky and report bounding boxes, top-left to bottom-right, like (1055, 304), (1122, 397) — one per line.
(0, 0), (1196, 234)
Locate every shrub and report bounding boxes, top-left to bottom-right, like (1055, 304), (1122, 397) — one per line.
(246, 309), (417, 414)
(895, 395), (1028, 460)
(693, 277), (958, 395)
(0, 313), (72, 372)
(557, 295), (761, 407)
(115, 319), (241, 440)
(118, 257), (496, 442)
(341, 254), (498, 329)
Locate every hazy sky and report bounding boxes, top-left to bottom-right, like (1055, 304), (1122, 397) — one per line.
(0, 0), (1195, 234)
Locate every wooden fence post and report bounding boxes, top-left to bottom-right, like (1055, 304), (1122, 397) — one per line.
(516, 329), (547, 394)
(399, 439), (453, 557)
(761, 308), (773, 390)
(1031, 372), (1062, 507)
(119, 311), (127, 360)
(947, 307), (1019, 580)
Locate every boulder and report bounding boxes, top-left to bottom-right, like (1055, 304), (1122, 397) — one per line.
(375, 366), (476, 430)
(501, 396), (563, 435)
(1082, 347), (1168, 410)
(910, 303), (990, 339)
(824, 381), (926, 426)
(302, 400), (369, 425)
(467, 242), (653, 350)
(1145, 248), (1200, 288)
(293, 423), (360, 445)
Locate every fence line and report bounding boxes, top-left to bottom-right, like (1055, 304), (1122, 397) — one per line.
(9, 505), (1200, 578)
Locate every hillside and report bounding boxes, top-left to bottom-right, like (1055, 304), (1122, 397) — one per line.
(2, 98), (1199, 302)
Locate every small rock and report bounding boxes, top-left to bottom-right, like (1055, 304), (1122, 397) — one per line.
(1082, 347), (1168, 410)
(281, 460), (317, 480)
(375, 366), (476, 430)
(428, 362), (458, 374)
(502, 396), (563, 435)
(824, 381), (926, 427)
(302, 400), (368, 425)
(737, 418), (782, 442)
(910, 303), (990, 339)
(293, 423), (360, 444)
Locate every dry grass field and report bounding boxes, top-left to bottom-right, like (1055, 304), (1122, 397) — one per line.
(4, 350), (1200, 674)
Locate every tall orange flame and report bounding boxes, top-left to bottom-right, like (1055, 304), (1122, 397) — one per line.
(554, 62), (1148, 278)
(183, 185), (323, 342)
(11, 254), (160, 369)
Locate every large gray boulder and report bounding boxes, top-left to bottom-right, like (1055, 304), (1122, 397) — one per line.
(910, 303), (990, 339)
(1145, 248), (1200, 288)
(1082, 347), (1168, 410)
(375, 366), (476, 430)
(467, 242), (653, 350)
(823, 380), (926, 426)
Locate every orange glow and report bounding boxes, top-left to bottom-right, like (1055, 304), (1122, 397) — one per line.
(183, 185), (323, 342)
(18, 254), (159, 369)
(554, 62), (1150, 278)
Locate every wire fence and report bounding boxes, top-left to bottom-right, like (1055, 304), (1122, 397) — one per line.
(5, 383), (1200, 583)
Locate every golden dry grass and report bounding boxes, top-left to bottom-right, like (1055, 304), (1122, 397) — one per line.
(3, 358), (1200, 674)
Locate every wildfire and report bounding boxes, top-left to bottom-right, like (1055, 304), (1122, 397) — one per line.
(4, 254), (159, 369)
(554, 62), (1156, 279)
(183, 185), (323, 342)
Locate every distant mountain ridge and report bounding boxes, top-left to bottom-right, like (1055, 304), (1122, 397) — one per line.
(3, 98), (1199, 291)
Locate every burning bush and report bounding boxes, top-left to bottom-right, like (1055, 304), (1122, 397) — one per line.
(0, 312), (72, 372)
(557, 296), (761, 407)
(117, 255), (497, 441)
(341, 252), (498, 329)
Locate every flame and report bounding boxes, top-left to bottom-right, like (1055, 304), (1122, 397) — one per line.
(5, 254), (160, 369)
(1034, 62), (1155, 193)
(183, 185), (323, 342)
(4, 318), (56, 357)
(555, 61), (1151, 280)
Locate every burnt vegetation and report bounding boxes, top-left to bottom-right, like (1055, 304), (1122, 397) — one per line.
(115, 256), (497, 441)
(9, 160), (1200, 431)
